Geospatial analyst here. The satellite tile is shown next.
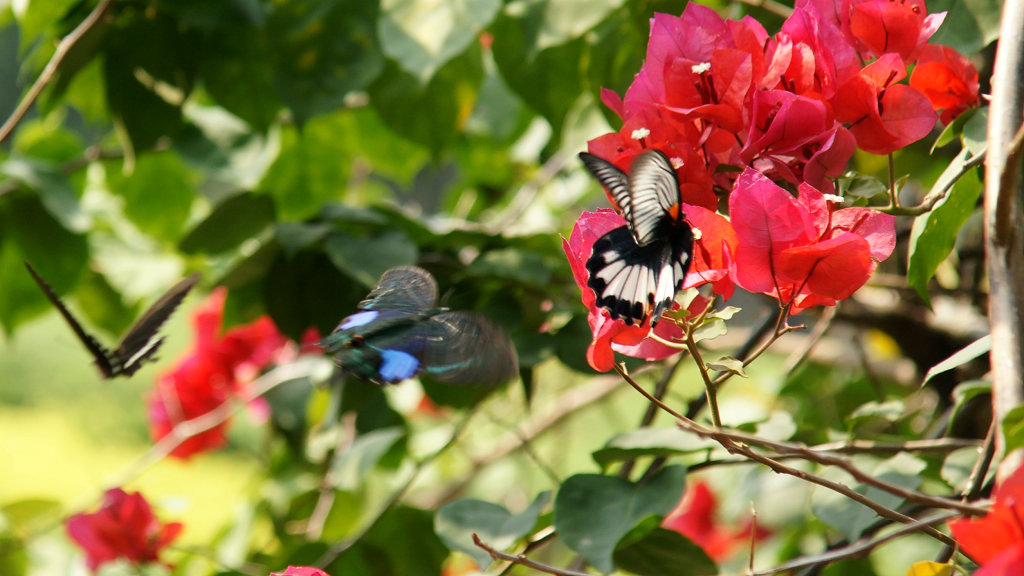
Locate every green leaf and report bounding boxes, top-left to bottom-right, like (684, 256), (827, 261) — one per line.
(1003, 405), (1024, 454)
(907, 151), (982, 305)
(592, 428), (714, 468)
(554, 465), (688, 573)
(930, 0), (1002, 55)
(105, 151), (196, 243)
(267, 0), (384, 124)
(179, 192), (276, 254)
(706, 356), (745, 377)
(435, 491), (550, 569)
(176, 105), (282, 192)
(379, 0), (500, 83)
(324, 230), (418, 287)
(922, 334), (990, 387)
(264, 376), (314, 453)
(466, 248), (551, 286)
(275, 222), (333, 256)
(948, 380), (992, 433)
(613, 526), (717, 576)
(368, 50), (484, 151)
(330, 427), (407, 490)
(331, 506), (449, 576)
(692, 318), (727, 343)
(0, 157), (88, 232)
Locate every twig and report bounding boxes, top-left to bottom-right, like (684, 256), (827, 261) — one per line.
(881, 149), (987, 216)
(615, 365), (979, 544)
(783, 304), (837, 374)
(0, 0), (115, 144)
(752, 509), (961, 575)
(620, 356), (688, 479)
(473, 533), (598, 576)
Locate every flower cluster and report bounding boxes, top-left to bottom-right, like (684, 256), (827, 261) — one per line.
(566, 0), (977, 371)
(66, 488), (182, 572)
(147, 287), (318, 459)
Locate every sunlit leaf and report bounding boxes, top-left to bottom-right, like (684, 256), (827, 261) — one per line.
(592, 428), (714, 468)
(922, 334), (990, 387)
(179, 192), (276, 254)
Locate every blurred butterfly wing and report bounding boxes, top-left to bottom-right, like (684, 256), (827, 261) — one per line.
(580, 152), (632, 219)
(358, 266), (438, 313)
(24, 261), (117, 378)
(420, 312), (518, 385)
(586, 223), (693, 327)
(113, 272), (201, 375)
(626, 150), (681, 246)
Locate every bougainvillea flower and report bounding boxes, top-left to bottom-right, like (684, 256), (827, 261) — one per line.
(950, 465), (1024, 575)
(729, 168), (895, 312)
(846, 0), (945, 62)
(770, 2), (860, 100)
(832, 53), (937, 155)
(66, 488), (183, 572)
(147, 287), (316, 459)
(663, 48), (754, 133)
(662, 481), (770, 561)
(683, 204), (738, 300)
(271, 567), (332, 576)
(562, 209), (685, 371)
(910, 44), (980, 124)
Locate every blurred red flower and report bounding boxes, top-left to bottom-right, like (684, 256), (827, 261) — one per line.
(66, 488), (182, 572)
(950, 465), (1024, 576)
(147, 287), (318, 459)
(662, 481), (769, 561)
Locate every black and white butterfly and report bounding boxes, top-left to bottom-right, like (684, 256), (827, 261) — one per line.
(25, 262), (201, 378)
(580, 149), (694, 327)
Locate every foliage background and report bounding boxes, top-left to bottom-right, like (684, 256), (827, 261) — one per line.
(0, 0), (1006, 574)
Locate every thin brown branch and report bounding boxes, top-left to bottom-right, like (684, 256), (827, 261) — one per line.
(751, 509), (961, 575)
(473, 533), (598, 576)
(0, 0), (115, 144)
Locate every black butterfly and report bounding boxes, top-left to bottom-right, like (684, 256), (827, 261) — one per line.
(320, 266), (518, 386)
(25, 262), (201, 378)
(580, 149), (694, 327)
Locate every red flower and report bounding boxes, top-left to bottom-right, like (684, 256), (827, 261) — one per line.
(910, 44), (980, 124)
(845, 0), (945, 61)
(147, 287), (315, 459)
(66, 488), (182, 572)
(950, 465), (1024, 575)
(662, 481), (769, 561)
(562, 210), (685, 372)
(729, 168), (895, 312)
(683, 204), (738, 300)
(832, 53), (937, 155)
(271, 567), (332, 576)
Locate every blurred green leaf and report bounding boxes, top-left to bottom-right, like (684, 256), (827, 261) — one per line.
(922, 334), (990, 387)
(1, 157), (87, 232)
(379, 0), (499, 83)
(330, 427), (406, 490)
(1003, 405), (1024, 454)
(106, 151), (196, 243)
(74, 267), (136, 338)
(267, 0), (384, 124)
(466, 248), (550, 286)
(554, 465), (688, 573)
(907, 152), (981, 305)
(324, 230), (418, 287)
(593, 428), (713, 468)
(332, 506), (448, 576)
(614, 525), (717, 576)
(435, 491), (550, 569)
(179, 192), (276, 254)
(930, 0), (1002, 55)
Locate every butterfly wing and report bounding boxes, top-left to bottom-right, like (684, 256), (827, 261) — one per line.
(586, 223), (693, 327)
(579, 152), (632, 220)
(24, 261), (117, 378)
(420, 312), (518, 385)
(113, 272), (202, 376)
(625, 150), (681, 246)
(358, 266), (438, 313)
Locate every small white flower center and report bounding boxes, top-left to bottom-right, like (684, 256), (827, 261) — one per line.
(824, 193), (845, 203)
(691, 62), (712, 74)
(631, 128), (651, 140)
(670, 157), (684, 169)
(692, 226), (703, 240)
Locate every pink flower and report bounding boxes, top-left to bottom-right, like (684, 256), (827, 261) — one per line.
(66, 488), (183, 572)
(950, 465), (1024, 575)
(271, 567), (332, 576)
(147, 287), (317, 459)
(729, 168), (895, 312)
(662, 481), (770, 561)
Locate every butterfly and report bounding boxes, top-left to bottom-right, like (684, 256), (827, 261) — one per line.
(24, 262), (201, 378)
(579, 149), (694, 327)
(320, 266), (518, 386)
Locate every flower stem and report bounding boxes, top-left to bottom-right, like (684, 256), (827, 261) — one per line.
(685, 331), (722, 428)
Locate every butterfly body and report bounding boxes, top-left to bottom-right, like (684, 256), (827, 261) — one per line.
(580, 150), (694, 327)
(321, 266), (517, 386)
(24, 262), (200, 378)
